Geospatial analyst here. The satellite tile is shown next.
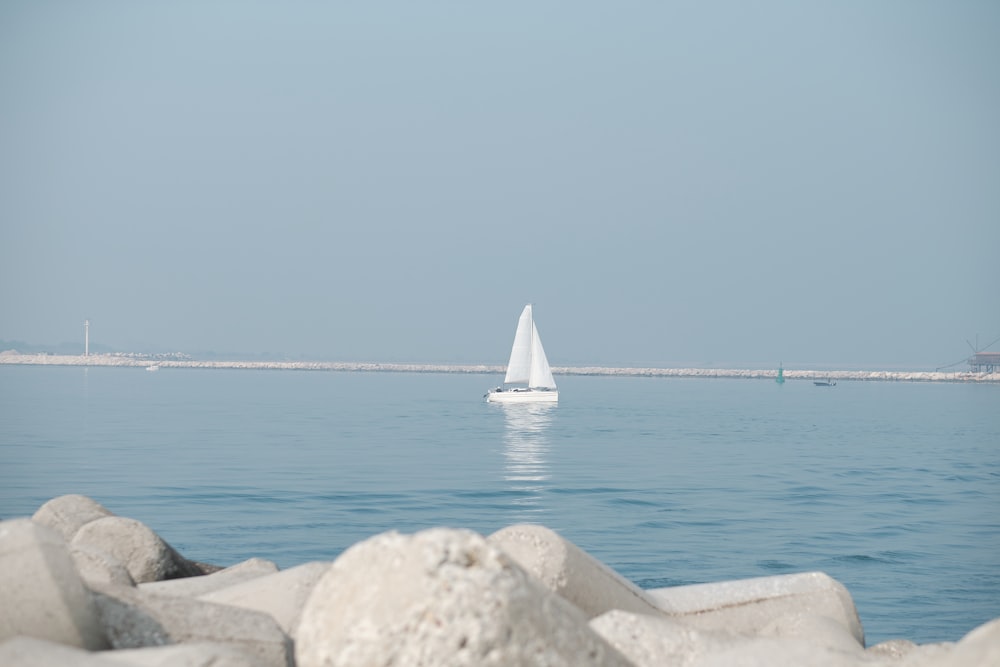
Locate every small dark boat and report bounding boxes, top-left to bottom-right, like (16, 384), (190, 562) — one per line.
(814, 378), (837, 387)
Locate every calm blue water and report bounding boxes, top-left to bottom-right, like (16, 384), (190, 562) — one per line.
(1, 365), (998, 646)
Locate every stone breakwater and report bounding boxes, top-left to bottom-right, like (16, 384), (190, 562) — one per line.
(1, 496), (998, 666)
(2, 353), (998, 383)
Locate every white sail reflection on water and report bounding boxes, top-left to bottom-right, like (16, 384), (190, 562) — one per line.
(500, 403), (556, 521)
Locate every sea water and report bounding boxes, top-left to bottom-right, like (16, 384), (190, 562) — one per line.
(0, 365), (997, 646)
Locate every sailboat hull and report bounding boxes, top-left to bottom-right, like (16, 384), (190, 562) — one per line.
(486, 389), (559, 404)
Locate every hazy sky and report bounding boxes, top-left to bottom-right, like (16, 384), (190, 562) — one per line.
(2, 2), (998, 368)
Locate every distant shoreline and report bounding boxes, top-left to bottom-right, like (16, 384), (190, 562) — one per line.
(1, 353), (998, 383)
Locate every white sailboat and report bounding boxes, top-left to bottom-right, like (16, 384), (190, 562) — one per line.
(486, 305), (559, 403)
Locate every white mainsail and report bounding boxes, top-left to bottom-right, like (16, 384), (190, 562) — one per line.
(502, 305), (556, 390)
(503, 306), (534, 385)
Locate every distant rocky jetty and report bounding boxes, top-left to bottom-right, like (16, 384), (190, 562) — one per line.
(1, 495), (997, 665)
(2, 353), (998, 383)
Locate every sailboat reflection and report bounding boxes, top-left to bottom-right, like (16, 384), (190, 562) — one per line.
(501, 402), (556, 522)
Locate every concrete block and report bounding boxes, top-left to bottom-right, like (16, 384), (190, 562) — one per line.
(0, 518), (109, 650)
(32, 494), (114, 542)
(199, 561), (329, 637)
(646, 571), (865, 645)
(140, 557), (278, 597)
(295, 528), (632, 667)
(71, 543), (137, 588)
(71, 516), (204, 583)
(488, 523), (663, 619)
(90, 583), (292, 667)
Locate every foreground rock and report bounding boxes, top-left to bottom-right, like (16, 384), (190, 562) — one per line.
(2, 494), (1000, 666)
(296, 528), (632, 667)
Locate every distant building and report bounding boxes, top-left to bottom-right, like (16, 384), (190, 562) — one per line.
(969, 352), (1000, 373)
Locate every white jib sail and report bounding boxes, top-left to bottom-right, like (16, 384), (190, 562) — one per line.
(528, 320), (556, 389)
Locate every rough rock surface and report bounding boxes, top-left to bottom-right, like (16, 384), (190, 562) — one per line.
(295, 528), (632, 667)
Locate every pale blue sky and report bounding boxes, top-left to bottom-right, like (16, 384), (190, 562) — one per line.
(2, 2), (998, 368)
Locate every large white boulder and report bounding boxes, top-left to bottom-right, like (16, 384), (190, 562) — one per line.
(295, 528), (632, 667)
